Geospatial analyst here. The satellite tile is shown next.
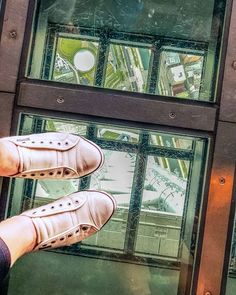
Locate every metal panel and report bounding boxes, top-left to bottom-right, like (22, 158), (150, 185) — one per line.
(0, 0), (30, 92)
(219, 0), (236, 122)
(0, 92), (14, 137)
(0, 92), (14, 228)
(18, 81), (217, 132)
(196, 121), (236, 295)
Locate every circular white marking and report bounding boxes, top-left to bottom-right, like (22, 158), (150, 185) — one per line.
(73, 49), (95, 72)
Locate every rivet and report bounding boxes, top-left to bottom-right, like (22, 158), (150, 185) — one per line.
(219, 177), (226, 185)
(169, 112), (176, 119)
(56, 96), (65, 104)
(9, 30), (17, 39)
(232, 60), (236, 70)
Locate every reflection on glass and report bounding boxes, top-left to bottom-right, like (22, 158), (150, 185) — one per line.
(157, 49), (204, 99)
(97, 125), (139, 143)
(83, 150), (136, 250)
(104, 43), (151, 92)
(52, 37), (99, 86)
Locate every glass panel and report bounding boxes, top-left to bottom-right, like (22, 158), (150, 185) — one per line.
(226, 219), (236, 295)
(104, 43), (151, 93)
(27, 0), (226, 101)
(157, 48), (204, 100)
(45, 119), (87, 135)
(136, 156), (189, 257)
(7, 113), (208, 295)
(82, 150), (135, 250)
(52, 36), (99, 86)
(97, 125), (139, 143)
(149, 132), (193, 150)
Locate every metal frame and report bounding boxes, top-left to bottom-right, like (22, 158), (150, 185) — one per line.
(0, 0), (235, 294)
(0, 0), (30, 92)
(17, 80), (217, 132)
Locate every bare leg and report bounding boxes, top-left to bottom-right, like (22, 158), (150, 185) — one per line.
(0, 216), (36, 266)
(0, 141), (19, 176)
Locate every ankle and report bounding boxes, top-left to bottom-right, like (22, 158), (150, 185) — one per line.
(0, 140), (20, 176)
(0, 215), (37, 266)
(13, 216), (37, 253)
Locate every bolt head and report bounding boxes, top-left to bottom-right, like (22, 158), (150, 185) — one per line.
(219, 177), (226, 185)
(56, 96), (65, 104)
(9, 30), (17, 39)
(169, 112), (176, 119)
(232, 60), (236, 70)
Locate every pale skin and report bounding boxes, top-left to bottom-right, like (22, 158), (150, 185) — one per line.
(0, 140), (37, 266)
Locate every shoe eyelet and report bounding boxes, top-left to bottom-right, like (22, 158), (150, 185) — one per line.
(58, 142), (61, 146)
(22, 141), (26, 144)
(51, 206), (54, 209)
(65, 142), (69, 145)
(68, 203), (71, 206)
(51, 241), (56, 244)
(68, 234), (73, 238)
(49, 141), (53, 144)
(65, 171), (70, 175)
(59, 204), (63, 207)
(49, 172), (53, 176)
(42, 209), (46, 212)
(60, 237), (65, 241)
(82, 226), (88, 231)
(31, 174), (35, 177)
(42, 244), (47, 247)
(40, 173), (45, 177)
(75, 200), (79, 203)
(57, 171), (62, 175)
(31, 141), (35, 144)
(32, 211), (37, 214)
(75, 230), (79, 234)
(22, 175), (26, 177)
(40, 141), (44, 144)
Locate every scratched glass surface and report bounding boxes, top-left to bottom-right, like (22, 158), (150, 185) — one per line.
(7, 113), (208, 295)
(28, 0), (226, 101)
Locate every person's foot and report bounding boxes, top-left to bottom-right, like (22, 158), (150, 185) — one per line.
(21, 190), (116, 250)
(0, 190), (116, 266)
(0, 132), (103, 179)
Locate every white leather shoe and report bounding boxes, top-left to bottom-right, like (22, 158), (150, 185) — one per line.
(21, 190), (116, 250)
(2, 132), (103, 179)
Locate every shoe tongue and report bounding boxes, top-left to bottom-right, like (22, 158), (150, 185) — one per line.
(18, 146), (58, 172)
